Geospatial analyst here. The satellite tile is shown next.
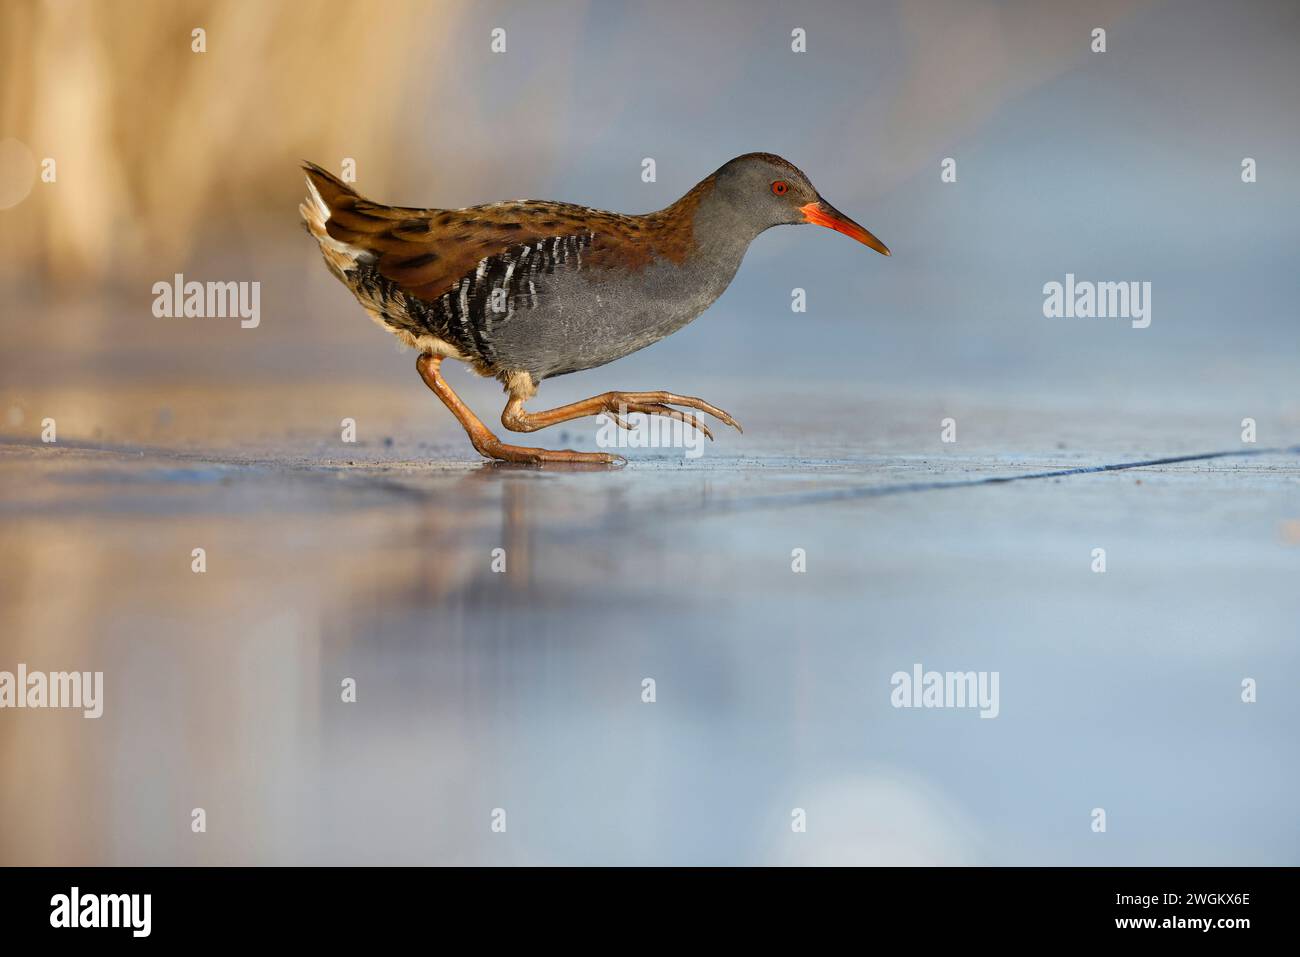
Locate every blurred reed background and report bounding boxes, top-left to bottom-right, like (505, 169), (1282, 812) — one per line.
(0, 0), (442, 284)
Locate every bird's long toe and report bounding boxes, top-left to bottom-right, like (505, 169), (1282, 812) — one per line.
(605, 391), (741, 434)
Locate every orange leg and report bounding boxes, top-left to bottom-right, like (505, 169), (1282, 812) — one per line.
(502, 390), (742, 441)
(416, 354), (623, 465)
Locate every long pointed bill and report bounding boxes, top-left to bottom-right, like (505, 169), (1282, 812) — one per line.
(800, 199), (891, 256)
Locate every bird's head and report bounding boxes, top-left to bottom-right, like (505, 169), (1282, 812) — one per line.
(710, 152), (890, 256)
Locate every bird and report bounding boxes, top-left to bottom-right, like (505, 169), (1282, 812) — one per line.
(300, 152), (889, 465)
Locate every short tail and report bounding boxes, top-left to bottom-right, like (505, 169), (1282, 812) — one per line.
(299, 161), (366, 279)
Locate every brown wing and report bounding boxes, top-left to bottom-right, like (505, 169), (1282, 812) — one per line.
(303, 162), (659, 303)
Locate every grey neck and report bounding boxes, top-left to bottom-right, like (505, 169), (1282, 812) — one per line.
(689, 190), (772, 265)
(647, 193), (766, 319)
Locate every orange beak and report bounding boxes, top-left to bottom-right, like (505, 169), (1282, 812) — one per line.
(800, 199), (891, 256)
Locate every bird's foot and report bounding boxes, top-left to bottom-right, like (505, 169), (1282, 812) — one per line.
(473, 434), (626, 467)
(597, 391), (742, 441)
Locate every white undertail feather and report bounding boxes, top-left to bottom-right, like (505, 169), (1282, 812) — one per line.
(299, 176), (371, 281)
(303, 176), (328, 223)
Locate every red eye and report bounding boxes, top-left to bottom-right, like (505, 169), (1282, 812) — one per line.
(771, 180), (789, 196)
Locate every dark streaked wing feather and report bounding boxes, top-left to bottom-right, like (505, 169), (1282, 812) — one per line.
(307, 163), (624, 302)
